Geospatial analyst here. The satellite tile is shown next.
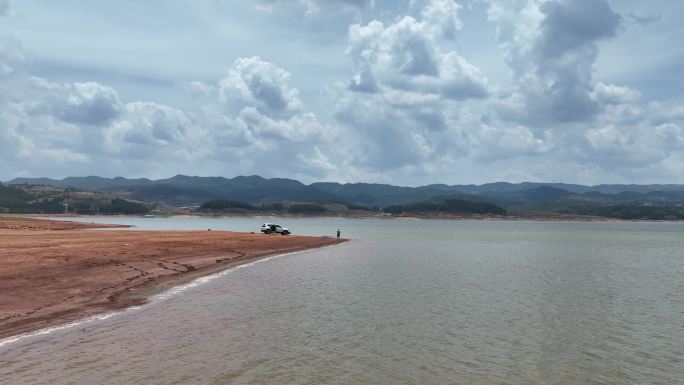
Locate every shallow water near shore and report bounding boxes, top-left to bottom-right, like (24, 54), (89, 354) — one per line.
(2, 218), (684, 384)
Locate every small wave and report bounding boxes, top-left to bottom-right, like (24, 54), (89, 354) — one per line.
(151, 243), (345, 301)
(151, 251), (293, 301)
(0, 306), (142, 349)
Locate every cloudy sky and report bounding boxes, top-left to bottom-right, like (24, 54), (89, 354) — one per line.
(1, 0), (683, 185)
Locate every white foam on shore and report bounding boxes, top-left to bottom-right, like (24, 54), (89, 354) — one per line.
(0, 306), (142, 349)
(150, 249), (302, 301)
(0, 243), (342, 349)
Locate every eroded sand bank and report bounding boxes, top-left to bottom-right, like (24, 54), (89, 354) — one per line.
(0, 218), (346, 339)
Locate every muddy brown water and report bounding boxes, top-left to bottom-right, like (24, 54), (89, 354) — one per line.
(1, 218), (683, 384)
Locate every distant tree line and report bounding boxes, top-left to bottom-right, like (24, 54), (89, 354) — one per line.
(199, 200), (330, 214)
(99, 198), (149, 215)
(384, 199), (508, 216)
(561, 204), (684, 220)
(199, 200), (256, 211)
(346, 203), (380, 212)
(199, 198), (508, 216)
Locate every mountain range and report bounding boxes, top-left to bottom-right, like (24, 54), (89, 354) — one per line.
(6, 175), (684, 208)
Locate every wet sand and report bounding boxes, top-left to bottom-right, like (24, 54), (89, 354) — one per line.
(0, 216), (131, 230)
(0, 218), (346, 339)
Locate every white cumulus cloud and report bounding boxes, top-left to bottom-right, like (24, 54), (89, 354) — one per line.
(1, 1), (684, 185)
(488, 0), (622, 124)
(219, 57), (303, 116)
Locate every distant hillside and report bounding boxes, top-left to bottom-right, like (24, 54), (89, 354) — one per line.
(6, 175), (684, 210)
(105, 184), (221, 206)
(0, 183), (150, 215)
(310, 182), (448, 206)
(479, 186), (572, 203)
(196, 197), (504, 217)
(8, 176), (153, 190)
(561, 204), (684, 220)
(199, 200), (335, 215)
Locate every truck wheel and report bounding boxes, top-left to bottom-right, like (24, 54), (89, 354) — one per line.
(265, 229), (272, 234)
(282, 231), (290, 235)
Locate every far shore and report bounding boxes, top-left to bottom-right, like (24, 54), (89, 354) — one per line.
(24, 212), (684, 223)
(0, 217), (346, 340)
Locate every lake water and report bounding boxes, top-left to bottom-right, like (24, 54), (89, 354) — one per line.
(1, 218), (683, 384)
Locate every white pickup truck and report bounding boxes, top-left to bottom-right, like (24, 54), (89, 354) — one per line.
(260, 223), (290, 235)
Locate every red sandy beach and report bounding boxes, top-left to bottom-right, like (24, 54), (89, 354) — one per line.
(0, 218), (346, 340)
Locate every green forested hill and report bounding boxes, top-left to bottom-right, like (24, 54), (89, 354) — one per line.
(0, 184), (149, 214)
(5, 176), (684, 220)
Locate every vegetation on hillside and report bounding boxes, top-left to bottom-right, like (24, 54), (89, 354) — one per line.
(199, 200), (257, 211)
(261, 202), (286, 212)
(0, 184), (149, 215)
(99, 198), (149, 215)
(0, 184), (34, 211)
(346, 203), (379, 212)
(287, 204), (326, 214)
(199, 200), (328, 215)
(7, 177), (684, 220)
(384, 199), (508, 216)
(0, 184), (65, 213)
(560, 204), (684, 220)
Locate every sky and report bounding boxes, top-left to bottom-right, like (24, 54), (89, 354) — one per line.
(1, 0), (683, 186)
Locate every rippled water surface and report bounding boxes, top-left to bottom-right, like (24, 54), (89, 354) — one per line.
(2, 218), (684, 384)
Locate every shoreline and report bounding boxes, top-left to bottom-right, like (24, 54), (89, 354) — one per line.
(0, 218), (346, 341)
(113, 241), (343, 311)
(0, 243), (342, 348)
(35, 212), (684, 223)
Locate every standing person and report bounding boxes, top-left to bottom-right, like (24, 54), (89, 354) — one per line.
(337, 229), (341, 238)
